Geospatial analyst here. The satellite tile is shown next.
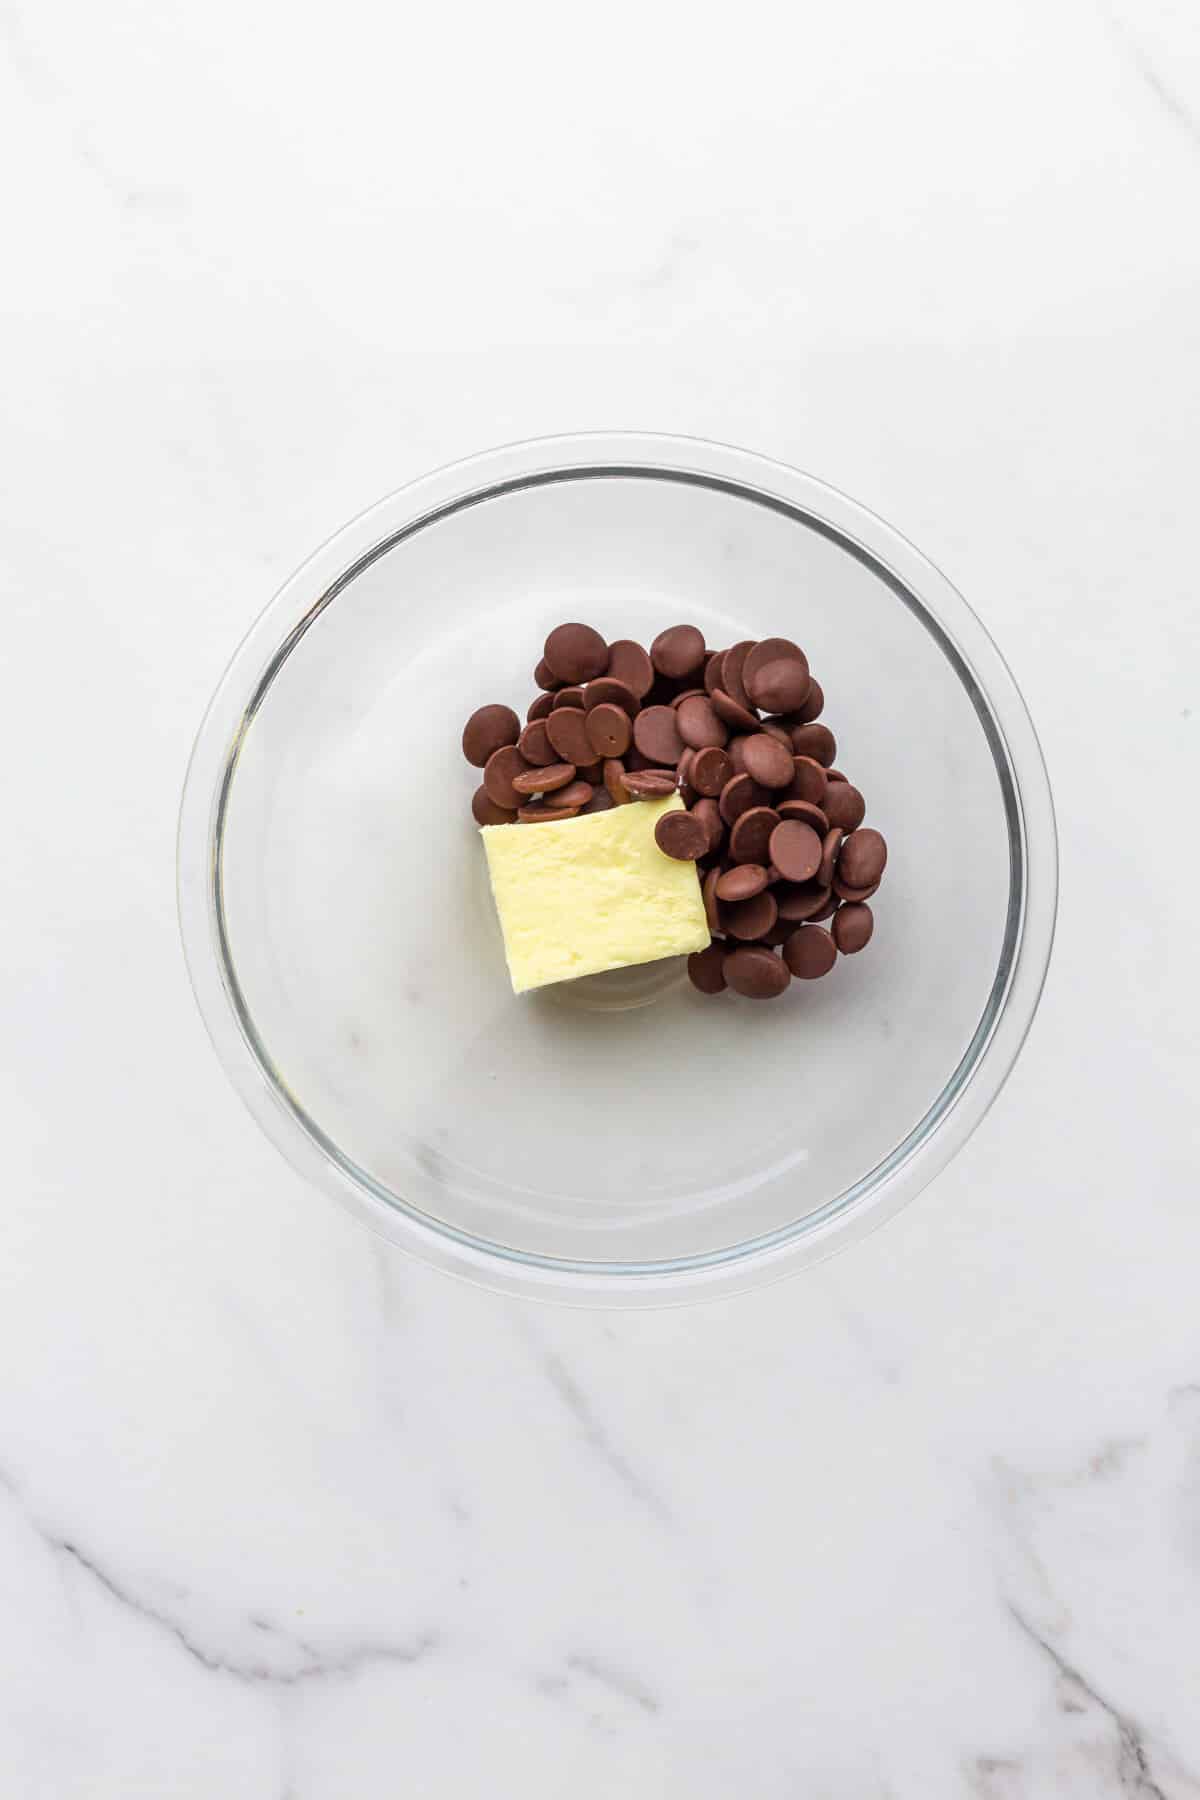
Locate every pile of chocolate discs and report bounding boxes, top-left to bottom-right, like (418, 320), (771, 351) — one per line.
(461, 622), (887, 1000)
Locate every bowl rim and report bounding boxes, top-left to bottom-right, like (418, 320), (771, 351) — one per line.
(178, 431), (1058, 1306)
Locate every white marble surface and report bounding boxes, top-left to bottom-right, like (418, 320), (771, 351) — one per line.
(3, 0), (1200, 1792)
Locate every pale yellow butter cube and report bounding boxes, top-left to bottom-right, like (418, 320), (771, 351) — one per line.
(481, 796), (710, 994)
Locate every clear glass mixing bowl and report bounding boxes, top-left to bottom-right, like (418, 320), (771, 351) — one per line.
(178, 434), (1057, 1304)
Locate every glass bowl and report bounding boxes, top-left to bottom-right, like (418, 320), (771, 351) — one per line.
(178, 433), (1056, 1305)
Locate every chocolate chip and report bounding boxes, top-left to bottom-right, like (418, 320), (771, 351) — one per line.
(655, 809), (708, 861)
(702, 866), (723, 931)
(729, 805), (781, 864)
(583, 788), (615, 814)
(517, 802), (580, 822)
(785, 756), (828, 805)
(633, 705), (685, 765)
(823, 782), (866, 832)
(838, 827), (887, 888)
(688, 941), (727, 994)
(817, 827), (844, 888)
(726, 735), (750, 773)
(517, 719), (557, 765)
(783, 926), (837, 979)
(747, 657), (811, 714)
(833, 903), (874, 953)
(472, 786), (516, 826)
(721, 641), (755, 710)
(719, 773), (768, 826)
(716, 864), (769, 902)
(776, 880), (833, 921)
(741, 734), (795, 789)
(552, 684), (586, 710)
(605, 639), (655, 699)
(724, 888), (780, 941)
(795, 677), (824, 723)
(724, 945), (791, 998)
(462, 704), (521, 768)
(583, 677), (639, 717)
(585, 703), (633, 758)
(622, 770), (678, 797)
(526, 691), (555, 722)
(534, 658), (559, 690)
(791, 722), (837, 767)
(711, 689), (760, 733)
(690, 746), (734, 797)
(768, 820), (823, 882)
(671, 687), (707, 709)
(483, 743), (532, 809)
(676, 695), (728, 750)
(810, 896), (841, 922)
(691, 797), (725, 855)
(758, 721), (793, 746)
(544, 623), (609, 684)
(703, 651), (726, 696)
(826, 768), (848, 783)
(603, 758), (630, 804)
(744, 638), (806, 702)
(833, 875), (880, 904)
(545, 707), (595, 767)
(777, 799), (829, 835)
(650, 624), (706, 679)
(511, 762), (576, 795)
(552, 780), (596, 810)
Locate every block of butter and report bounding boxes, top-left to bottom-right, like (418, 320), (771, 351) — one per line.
(481, 795), (710, 993)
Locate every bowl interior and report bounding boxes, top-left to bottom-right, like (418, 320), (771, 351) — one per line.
(219, 470), (1014, 1270)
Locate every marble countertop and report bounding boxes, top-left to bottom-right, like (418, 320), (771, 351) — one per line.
(3, 0), (1199, 1793)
